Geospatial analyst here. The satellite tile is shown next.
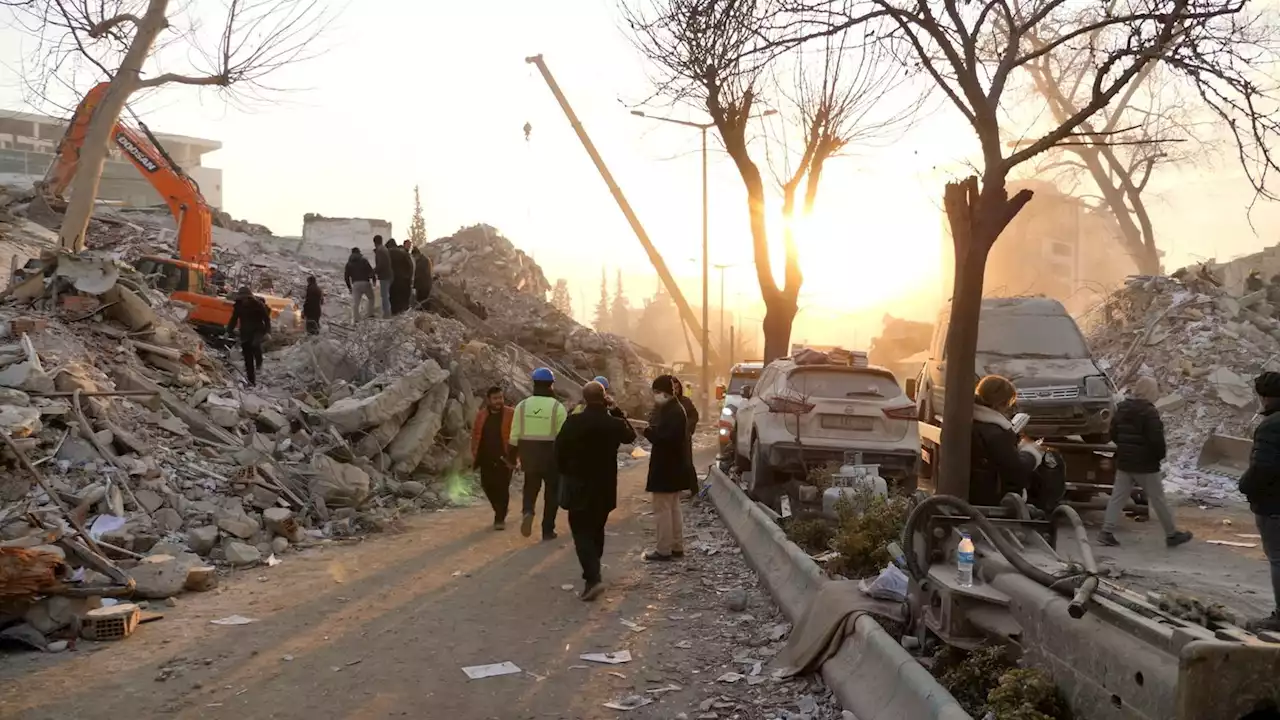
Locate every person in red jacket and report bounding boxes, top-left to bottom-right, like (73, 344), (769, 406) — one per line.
(471, 386), (515, 530)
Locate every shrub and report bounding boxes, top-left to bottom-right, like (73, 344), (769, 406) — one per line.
(827, 489), (909, 579)
(783, 517), (835, 554)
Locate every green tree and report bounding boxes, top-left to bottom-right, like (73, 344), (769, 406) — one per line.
(408, 186), (428, 248)
(594, 267), (611, 332)
(611, 269), (631, 336)
(551, 279), (573, 317)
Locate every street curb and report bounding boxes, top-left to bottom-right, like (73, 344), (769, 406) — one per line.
(706, 466), (971, 720)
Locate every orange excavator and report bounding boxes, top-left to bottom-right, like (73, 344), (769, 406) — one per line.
(39, 82), (299, 333)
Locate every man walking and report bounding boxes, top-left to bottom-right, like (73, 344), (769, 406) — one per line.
(388, 240), (414, 314)
(1243, 371), (1280, 630)
(302, 275), (323, 335)
(642, 375), (689, 561)
(372, 235), (392, 318)
(344, 247), (376, 322)
(556, 381), (636, 600)
(471, 386), (514, 530)
(411, 246), (433, 310)
(226, 287), (271, 387)
(509, 367), (567, 540)
(1099, 376), (1192, 548)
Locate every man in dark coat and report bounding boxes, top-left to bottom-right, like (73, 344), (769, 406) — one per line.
(387, 240), (414, 315)
(1100, 376), (1191, 547)
(411, 247), (433, 310)
(970, 375), (1038, 506)
(556, 381), (637, 600)
(642, 374), (688, 561)
(472, 386), (514, 530)
(344, 247), (376, 322)
(1243, 371), (1280, 631)
(672, 377), (700, 494)
(372, 235), (392, 318)
(226, 287), (271, 386)
(302, 276), (323, 335)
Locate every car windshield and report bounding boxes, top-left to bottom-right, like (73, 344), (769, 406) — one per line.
(727, 371), (761, 395)
(977, 315), (1090, 359)
(786, 369), (901, 399)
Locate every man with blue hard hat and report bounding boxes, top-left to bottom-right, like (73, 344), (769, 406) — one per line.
(510, 367), (568, 540)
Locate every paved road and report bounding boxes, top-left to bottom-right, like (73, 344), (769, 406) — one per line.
(1, 451), (835, 720)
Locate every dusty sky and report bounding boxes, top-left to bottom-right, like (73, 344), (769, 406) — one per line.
(1, 0), (1278, 348)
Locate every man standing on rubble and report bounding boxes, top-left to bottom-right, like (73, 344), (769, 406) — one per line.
(1099, 376), (1192, 548)
(411, 246), (433, 310)
(555, 380), (637, 600)
(226, 287), (271, 387)
(509, 367), (567, 540)
(344, 247), (376, 322)
(302, 276), (323, 335)
(1241, 371), (1280, 630)
(388, 240), (414, 315)
(472, 386), (514, 530)
(373, 235), (392, 318)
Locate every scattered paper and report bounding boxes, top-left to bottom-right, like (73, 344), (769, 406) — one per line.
(265, 554), (282, 567)
(1208, 539), (1258, 548)
(674, 640), (693, 649)
(604, 696), (653, 711)
(89, 514), (126, 540)
(462, 662), (523, 679)
(210, 615), (257, 626)
(620, 619), (647, 633)
(581, 650), (632, 665)
(779, 495), (793, 519)
(717, 672), (745, 683)
(561, 584), (575, 591)
(1237, 534), (1263, 539)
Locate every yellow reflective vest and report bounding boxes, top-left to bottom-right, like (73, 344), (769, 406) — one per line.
(508, 395), (567, 445)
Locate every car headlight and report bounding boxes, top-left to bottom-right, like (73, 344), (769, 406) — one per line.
(1085, 376), (1110, 398)
(721, 406), (735, 417)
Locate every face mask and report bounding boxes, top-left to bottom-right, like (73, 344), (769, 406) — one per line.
(654, 392), (672, 404)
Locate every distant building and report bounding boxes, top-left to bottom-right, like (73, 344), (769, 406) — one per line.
(0, 109), (223, 208)
(299, 214), (392, 264)
(940, 180), (1139, 316)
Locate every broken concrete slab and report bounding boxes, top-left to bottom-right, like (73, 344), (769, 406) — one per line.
(1155, 393), (1186, 413)
(309, 455), (371, 509)
(255, 408), (288, 434)
(187, 525), (219, 555)
(101, 284), (156, 331)
(184, 565), (218, 591)
(134, 489), (164, 514)
(355, 405), (415, 458)
(0, 405), (41, 438)
(129, 555), (188, 599)
(224, 540), (261, 567)
(154, 508), (184, 533)
(0, 388), (30, 406)
(389, 382), (450, 474)
(208, 405), (240, 429)
(0, 361), (54, 394)
(323, 359), (449, 434)
(1208, 366), (1255, 408)
(262, 507), (300, 541)
(215, 508), (259, 540)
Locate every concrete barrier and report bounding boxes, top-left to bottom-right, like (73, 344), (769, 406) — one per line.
(706, 466), (971, 720)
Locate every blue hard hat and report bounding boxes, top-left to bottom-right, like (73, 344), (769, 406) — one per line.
(532, 367), (555, 383)
(592, 376), (609, 390)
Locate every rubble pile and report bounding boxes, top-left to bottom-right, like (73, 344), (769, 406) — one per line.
(1085, 274), (1278, 501)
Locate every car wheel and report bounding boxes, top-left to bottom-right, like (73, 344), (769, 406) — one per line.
(746, 437), (775, 501)
(734, 427), (751, 472)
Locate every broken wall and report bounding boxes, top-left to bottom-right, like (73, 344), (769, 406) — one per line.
(300, 215), (393, 265)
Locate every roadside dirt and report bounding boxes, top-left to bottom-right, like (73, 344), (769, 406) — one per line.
(0, 452), (846, 720)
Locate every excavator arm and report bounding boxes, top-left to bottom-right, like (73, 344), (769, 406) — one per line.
(41, 82), (213, 268)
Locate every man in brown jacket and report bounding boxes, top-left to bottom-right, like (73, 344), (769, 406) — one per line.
(472, 386), (515, 530)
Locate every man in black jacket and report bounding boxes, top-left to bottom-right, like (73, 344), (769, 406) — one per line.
(411, 247), (433, 310)
(302, 276), (323, 335)
(642, 375), (688, 561)
(1243, 371), (1280, 630)
(1099, 376), (1192, 548)
(387, 240), (414, 315)
(372, 235), (392, 318)
(672, 377), (700, 495)
(226, 287), (271, 386)
(344, 247), (375, 322)
(555, 381), (637, 600)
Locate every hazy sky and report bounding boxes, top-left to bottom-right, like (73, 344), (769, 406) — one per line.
(2, 1), (1278, 347)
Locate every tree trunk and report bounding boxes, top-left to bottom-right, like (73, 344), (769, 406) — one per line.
(936, 178), (1033, 500)
(761, 300), (796, 365)
(58, 0), (171, 252)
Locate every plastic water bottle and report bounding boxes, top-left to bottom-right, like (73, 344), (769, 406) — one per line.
(957, 532), (975, 588)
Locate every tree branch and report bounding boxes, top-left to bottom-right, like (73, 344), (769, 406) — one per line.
(87, 12), (139, 39)
(137, 72), (230, 88)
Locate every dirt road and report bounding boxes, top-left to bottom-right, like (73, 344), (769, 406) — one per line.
(0, 454), (844, 720)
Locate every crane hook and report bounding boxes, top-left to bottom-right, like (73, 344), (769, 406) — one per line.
(523, 122), (532, 142)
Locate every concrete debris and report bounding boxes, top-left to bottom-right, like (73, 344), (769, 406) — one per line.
(129, 554), (191, 599)
(309, 455), (371, 509)
(223, 540), (262, 567)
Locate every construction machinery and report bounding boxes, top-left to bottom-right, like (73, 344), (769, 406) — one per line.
(39, 82), (299, 333)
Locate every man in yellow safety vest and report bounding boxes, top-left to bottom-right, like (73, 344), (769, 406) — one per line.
(510, 367), (568, 540)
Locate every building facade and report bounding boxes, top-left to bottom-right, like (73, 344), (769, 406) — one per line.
(0, 109), (222, 208)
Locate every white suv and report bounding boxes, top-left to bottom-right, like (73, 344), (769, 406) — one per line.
(734, 358), (920, 497)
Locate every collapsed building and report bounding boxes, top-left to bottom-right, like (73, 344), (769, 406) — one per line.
(0, 183), (659, 648)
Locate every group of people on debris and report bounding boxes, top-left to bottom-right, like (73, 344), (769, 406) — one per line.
(343, 235), (433, 322)
(469, 368), (699, 601)
(969, 368), (1280, 631)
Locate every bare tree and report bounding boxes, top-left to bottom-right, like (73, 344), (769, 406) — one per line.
(624, 0), (917, 363)
(9, 0), (330, 252)
(775, 0), (1280, 497)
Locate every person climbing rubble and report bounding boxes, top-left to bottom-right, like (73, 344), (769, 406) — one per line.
(226, 286), (271, 387)
(643, 374), (688, 561)
(303, 275), (323, 335)
(1099, 376), (1193, 548)
(472, 386), (515, 530)
(555, 380), (637, 601)
(510, 367), (567, 540)
(344, 247), (376, 322)
(388, 239), (414, 315)
(411, 246), (433, 310)
(373, 235), (393, 318)
(1242, 371), (1280, 631)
